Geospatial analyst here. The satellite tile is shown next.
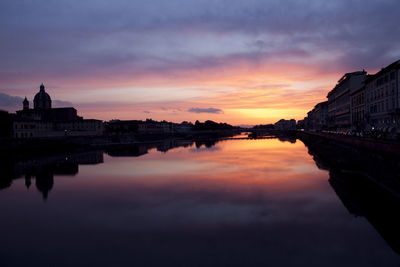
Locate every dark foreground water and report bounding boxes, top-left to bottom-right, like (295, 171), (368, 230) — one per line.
(1, 136), (399, 266)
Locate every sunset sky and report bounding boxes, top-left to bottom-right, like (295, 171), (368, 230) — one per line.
(1, 0), (400, 125)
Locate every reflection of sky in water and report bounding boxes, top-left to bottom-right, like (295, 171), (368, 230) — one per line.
(189, 146), (221, 153)
(0, 139), (399, 266)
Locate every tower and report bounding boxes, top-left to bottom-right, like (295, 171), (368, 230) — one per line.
(23, 97), (29, 110)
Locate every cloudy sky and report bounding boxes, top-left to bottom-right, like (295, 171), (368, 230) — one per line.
(0, 0), (399, 124)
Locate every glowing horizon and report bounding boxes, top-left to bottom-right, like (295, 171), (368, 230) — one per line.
(1, 0), (399, 125)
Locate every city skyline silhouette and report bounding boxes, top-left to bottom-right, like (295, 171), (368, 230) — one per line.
(1, 1), (400, 125)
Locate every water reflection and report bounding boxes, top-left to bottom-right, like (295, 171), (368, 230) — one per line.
(0, 151), (104, 199)
(0, 137), (225, 199)
(105, 138), (195, 157)
(301, 135), (400, 255)
(330, 171), (400, 254)
(0, 136), (399, 266)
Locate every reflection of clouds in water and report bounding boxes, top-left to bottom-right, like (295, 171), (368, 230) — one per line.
(85, 192), (333, 230)
(189, 146), (221, 153)
(23, 172), (393, 267)
(1, 138), (399, 266)
(73, 172), (337, 230)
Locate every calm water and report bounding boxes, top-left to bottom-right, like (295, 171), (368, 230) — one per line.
(1, 136), (399, 266)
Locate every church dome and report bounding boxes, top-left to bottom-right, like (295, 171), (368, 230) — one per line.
(34, 83), (52, 110)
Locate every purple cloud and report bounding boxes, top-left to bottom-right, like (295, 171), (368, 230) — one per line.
(0, 92), (72, 112)
(0, 93), (23, 107)
(188, 107), (223, 114)
(0, 0), (399, 93)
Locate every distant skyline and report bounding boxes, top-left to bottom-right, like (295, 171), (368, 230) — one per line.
(1, 0), (400, 124)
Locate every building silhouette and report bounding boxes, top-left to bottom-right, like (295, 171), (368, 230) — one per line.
(302, 59), (400, 137)
(13, 84), (103, 138)
(33, 83), (52, 110)
(327, 71), (367, 130)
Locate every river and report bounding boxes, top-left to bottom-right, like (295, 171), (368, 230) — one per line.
(0, 134), (399, 266)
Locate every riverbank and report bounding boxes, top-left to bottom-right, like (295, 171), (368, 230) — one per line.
(0, 129), (242, 161)
(297, 130), (400, 155)
(298, 131), (400, 198)
(300, 134), (400, 254)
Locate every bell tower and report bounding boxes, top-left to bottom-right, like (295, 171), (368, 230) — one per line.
(23, 97), (29, 110)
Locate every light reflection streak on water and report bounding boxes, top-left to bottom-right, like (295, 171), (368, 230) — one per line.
(0, 137), (398, 266)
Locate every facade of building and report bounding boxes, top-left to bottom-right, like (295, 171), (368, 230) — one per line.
(140, 120), (174, 134)
(306, 110), (315, 130)
(105, 120), (143, 134)
(303, 101), (328, 131)
(13, 84), (103, 138)
(350, 84), (366, 132)
(0, 110), (14, 139)
(296, 119), (305, 130)
(274, 119), (296, 131)
(327, 71), (367, 131)
(364, 60), (400, 133)
(174, 121), (193, 133)
(106, 119), (178, 135)
(309, 101), (328, 131)
(303, 59), (400, 139)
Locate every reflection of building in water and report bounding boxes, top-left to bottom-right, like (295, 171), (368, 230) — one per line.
(13, 84), (103, 138)
(34, 169), (54, 200)
(157, 139), (177, 152)
(25, 175), (32, 189)
(195, 139), (216, 148)
(0, 151), (103, 200)
(157, 138), (194, 152)
(277, 136), (296, 143)
(1, 137), (222, 199)
(105, 139), (196, 157)
(106, 144), (149, 157)
(329, 170), (400, 254)
(300, 135), (400, 254)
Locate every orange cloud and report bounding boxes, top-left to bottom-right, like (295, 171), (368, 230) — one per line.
(3, 57), (342, 124)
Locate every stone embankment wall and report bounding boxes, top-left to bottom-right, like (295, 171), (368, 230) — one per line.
(298, 131), (400, 155)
